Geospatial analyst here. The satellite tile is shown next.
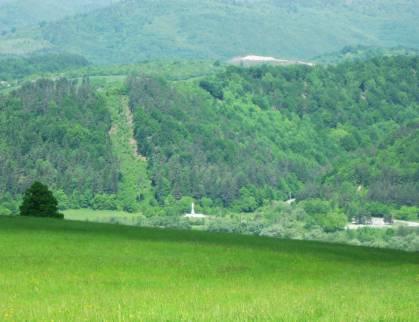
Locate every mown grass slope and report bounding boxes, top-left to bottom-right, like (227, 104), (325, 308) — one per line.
(0, 217), (418, 321)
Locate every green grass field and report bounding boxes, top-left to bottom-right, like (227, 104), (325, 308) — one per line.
(0, 217), (418, 321)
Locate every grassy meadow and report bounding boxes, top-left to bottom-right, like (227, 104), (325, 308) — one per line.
(0, 216), (418, 321)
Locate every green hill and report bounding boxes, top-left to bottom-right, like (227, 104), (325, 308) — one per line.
(127, 56), (419, 209)
(0, 56), (418, 250)
(0, 216), (417, 321)
(0, 0), (121, 33)
(1, 0), (419, 63)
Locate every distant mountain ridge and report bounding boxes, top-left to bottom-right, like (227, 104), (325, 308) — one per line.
(1, 0), (418, 63)
(0, 0), (121, 32)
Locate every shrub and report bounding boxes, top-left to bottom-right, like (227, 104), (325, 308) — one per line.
(19, 182), (63, 219)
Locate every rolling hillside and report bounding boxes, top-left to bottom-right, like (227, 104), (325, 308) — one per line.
(127, 56), (419, 209)
(0, 3), (418, 319)
(0, 56), (417, 251)
(1, 56), (418, 215)
(0, 216), (418, 321)
(0, 0), (120, 32)
(1, 0), (418, 63)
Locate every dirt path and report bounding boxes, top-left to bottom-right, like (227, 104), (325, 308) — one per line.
(123, 97), (147, 161)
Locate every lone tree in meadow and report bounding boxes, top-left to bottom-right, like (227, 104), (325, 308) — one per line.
(19, 181), (63, 219)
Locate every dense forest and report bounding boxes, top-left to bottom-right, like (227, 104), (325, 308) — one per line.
(128, 56), (419, 217)
(0, 78), (119, 213)
(128, 75), (327, 208)
(0, 55), (417, 243)
(0, 52), (90, 81)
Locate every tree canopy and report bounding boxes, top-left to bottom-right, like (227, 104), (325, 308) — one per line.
(20, 181), (62, 218)
(0, 56), (417, 220)
(127, 56), (419, 210)
(0, 77), (119, 209)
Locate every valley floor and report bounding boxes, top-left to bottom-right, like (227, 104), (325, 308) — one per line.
(63, 209), (419, 252)
(0, 216), (417, 321)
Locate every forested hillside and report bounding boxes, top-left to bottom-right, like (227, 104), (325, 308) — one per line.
(128, 75), (330, 208)
(0, 52), (90, 80)
(0, 0), (120, 33)
(128, 56), (419, 212)
(0, 78), (119, 213)
(0, 56), (418, 223)
(1, 0), (418, 63)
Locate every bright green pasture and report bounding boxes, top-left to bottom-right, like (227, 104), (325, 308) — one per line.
(0, 217), (418, 321)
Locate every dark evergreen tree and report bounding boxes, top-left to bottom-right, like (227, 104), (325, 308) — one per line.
(19, 182), (63, 219)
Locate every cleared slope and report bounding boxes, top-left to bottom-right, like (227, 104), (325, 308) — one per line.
(106, 92), (154, 212)
(0, 216), (418, 321)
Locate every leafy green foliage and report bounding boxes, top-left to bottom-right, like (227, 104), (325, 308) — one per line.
(199, 80), (224, 100)
(313, 45), (419, 64)
(0, 53), (90, 80)
(19, 181), (62, 218)
(0, 55), (417, 238)
(395, 206), (419, 221)
(327, 122), (419, 207)
(128, 56), (419, 210)
(302, 199), (347, 232)
(0, 78), (119, 209)
(128, 74), (323, 206)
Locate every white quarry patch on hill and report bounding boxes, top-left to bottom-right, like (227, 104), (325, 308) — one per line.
(230, 55), (314, 66)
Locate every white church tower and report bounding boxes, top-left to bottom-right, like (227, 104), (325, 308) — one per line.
(184, 202), (207, 219)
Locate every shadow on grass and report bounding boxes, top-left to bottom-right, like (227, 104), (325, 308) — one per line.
(1, 216), (418, 265)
